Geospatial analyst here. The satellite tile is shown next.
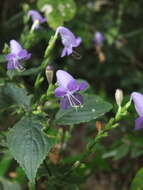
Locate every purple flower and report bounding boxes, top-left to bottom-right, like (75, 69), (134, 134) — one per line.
(56, 26), (82, 57)
(131, 92), (143, 130)
(5, 40), (31, 71)
(28, 10), (46, 30)
(54, 70), (88, 110)
(94, 32), (104, 46)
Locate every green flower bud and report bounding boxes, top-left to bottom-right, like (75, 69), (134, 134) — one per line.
(45, 65), (54, 84)
(115, 89), (123, 107)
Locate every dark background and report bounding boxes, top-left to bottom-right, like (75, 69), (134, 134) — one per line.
(1, 0), (143, 189)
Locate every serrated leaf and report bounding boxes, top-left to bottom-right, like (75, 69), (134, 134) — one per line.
(130, 168), (143, 190)
(55, 95), (112, 125)
(0, 83), (32, 110)
(0, 177), (21, 190)
(37, 0), (76, 29)
(7, 116), (54, 183)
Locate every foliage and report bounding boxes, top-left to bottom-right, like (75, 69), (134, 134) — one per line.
(7, 116), (54, 183)
(55, 95), (112, 125)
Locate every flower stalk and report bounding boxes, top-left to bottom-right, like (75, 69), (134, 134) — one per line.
(44, 32), (58, 60)
(28, 183), (35, 190)
(74, 99), (132, 165)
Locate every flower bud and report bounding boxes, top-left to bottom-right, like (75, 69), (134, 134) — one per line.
(45, 65), (54, 84)
(74, 161), (80, 168)
(115, 89), (123, 107)
(94, 32), (104, 46)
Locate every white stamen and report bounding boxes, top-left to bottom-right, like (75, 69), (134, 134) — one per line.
(67, 94), (74, 107)
(67, 94), (78, 112)
(67, 92), (83, 109)
(70, 93), (82, 105)
(30, 20), (40, 33)
(13, 58), (25, 72)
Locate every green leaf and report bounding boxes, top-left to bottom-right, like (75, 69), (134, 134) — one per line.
(0, 177), (21, 190)
(0, 155), (12, 176)
(7, 67), (41, 79)
(7, 116), (54, 183)
(37, 0), (76, 29)
(103, 144), (130, 160)
(0, 55), (5, 63)
(55, 95), (112, 125)
(131, 168), (143, 190)
(0, 83), (32, 110)
(114, 144), (130, 160)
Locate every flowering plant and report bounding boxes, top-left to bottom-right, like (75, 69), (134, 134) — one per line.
(0, 1), (143, 190)
(6, 40), (31, 71)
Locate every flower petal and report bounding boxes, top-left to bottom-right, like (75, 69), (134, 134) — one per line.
(54, 86), (67, 97)
(61, 46), (72, 57)
(56, 70), (74, 88)
(131, 92), (143, 116)
(79, 81), (88, 91)
(61, 47), (67, 57)
(67, 79), (79, 92)
(60, 93), (83, 109)
(57, 26), (81, 53)
(74, 37), (82, 47)
(67, 46), (73, 55)
(7, 61), (14, 70)
(7, 60), (24, 71)
(57, 26), (76, 44)
(5, 53), (15, 61)
(10, 40), (23, 54)
(28, 10), (46, 23)
(18, 50), (31, 60)
(40, 18), (47, 24)
(135, 116), (143, 130)
(94, 32), (104, 45)
(73, 93), (83, 105)
(60, 96), (70, 110)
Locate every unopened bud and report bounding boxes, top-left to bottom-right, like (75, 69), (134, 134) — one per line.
(115, 89), (123, 106)
(45, 65), (54, 84)
(94, 32), (104, 46)
(22, 3), (29, 12)
(74, 161), (80, 168)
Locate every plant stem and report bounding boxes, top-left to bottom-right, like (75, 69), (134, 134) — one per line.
(44, 32), (58, 59)
(28, 182), (35, 190)
(71, 100), (132, 169)
(44, 160), (52, 176)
